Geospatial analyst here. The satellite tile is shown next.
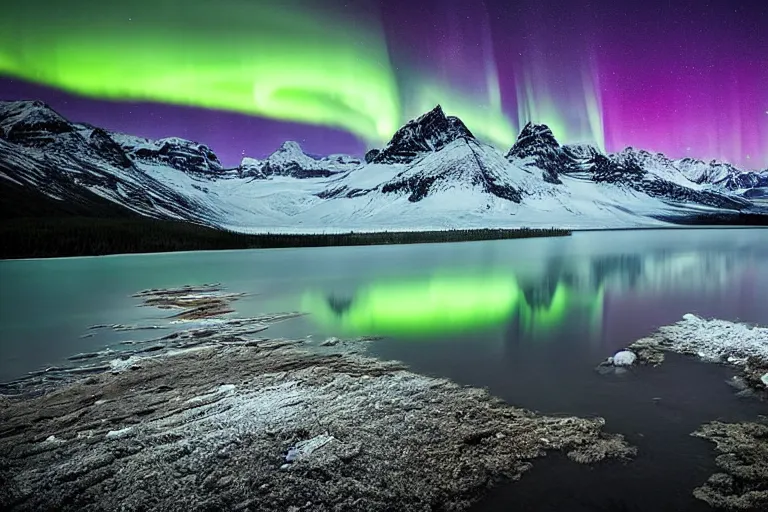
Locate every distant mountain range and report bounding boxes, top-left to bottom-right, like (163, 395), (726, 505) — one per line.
(1, 100), (766, 230)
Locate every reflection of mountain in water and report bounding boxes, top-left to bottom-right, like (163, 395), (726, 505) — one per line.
(303, 247), (752, 340)
(327, 296), (353, 315)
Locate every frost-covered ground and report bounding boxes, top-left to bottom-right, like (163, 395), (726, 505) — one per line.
(604, 314), (768, 394)
(634, 314), (768, 365)
(0, 285), (635, 512)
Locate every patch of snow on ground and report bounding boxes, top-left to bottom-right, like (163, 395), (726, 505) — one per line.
(109, 356), (141, 372)
(653, 314), (768, 364)
(105, 427), (134, 440)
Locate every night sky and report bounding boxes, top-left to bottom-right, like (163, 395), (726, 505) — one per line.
(1, 0), (766, 168)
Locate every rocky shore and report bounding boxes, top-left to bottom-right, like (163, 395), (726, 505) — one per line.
(692, 419), (768, 510)
(0, 285), (635, 512)
(606, 314), (768, 398)
(598, 314), (768, 510)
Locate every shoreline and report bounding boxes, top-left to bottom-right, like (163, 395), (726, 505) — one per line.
(0, 337), (635, 512)
(597, 314), (768, 510)
(3, 287), (768, 510)
(0, 285), (636, 511)
(1, 219), (767, 261)
(0, 218), (569, 260)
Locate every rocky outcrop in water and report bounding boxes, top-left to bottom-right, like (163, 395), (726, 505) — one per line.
(597, 315), (768, 511)
(691, 420), (768, 510)
(612, 314), (768, 398)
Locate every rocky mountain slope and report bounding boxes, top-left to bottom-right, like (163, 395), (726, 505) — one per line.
(1, 100), (766, 231)
(239, 141), (360, 179)
(0, 101), (221, 223)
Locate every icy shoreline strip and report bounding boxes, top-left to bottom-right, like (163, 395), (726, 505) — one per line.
(0, 341), (635, 511)
(613, 314), (768, 393)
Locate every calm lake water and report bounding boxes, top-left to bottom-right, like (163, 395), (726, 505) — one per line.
(1, 228), (767, 511)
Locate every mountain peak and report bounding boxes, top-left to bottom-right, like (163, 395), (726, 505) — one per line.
(276, 140), (304, 155)
(0, 99), (74, 143)
(368, 105), (474, 164)
(243, 140), (359, 179)
(112, 132), (223, 175)
(420, 104), (446, 122)
(506, 123), (566, 184)
(513, 122), (560, 151)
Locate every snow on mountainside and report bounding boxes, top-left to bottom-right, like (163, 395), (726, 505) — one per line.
(1, 99), (766, 231)
(676, 157), (768, 192)
(0, 100), (78, 145)
(108, 132), (226, 178)
(239, 141), (360, 179)
(321, 137), (525, 203)
(366, 105), (473, 164)
(0, 101), (224, 222)
(505, 122), (568, 184)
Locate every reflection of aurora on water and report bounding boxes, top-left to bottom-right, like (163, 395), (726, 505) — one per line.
(301, 273), (604, 338)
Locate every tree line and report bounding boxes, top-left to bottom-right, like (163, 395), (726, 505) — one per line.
(0, 216), (571, 259)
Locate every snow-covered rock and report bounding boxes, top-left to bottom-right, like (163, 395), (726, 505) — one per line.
(612, 351), (637, 366)
(105, 427), (134, 440)
(644, 315), (768, 364)
(0, 100), (74, 145)
(238, 156), (265, 178)
(112, 132), (224, 176)
(506, 122), (571, 184)
(109, 356), (141, 372)
(284, 434), (335, 463)
(676, 157), (768, 192)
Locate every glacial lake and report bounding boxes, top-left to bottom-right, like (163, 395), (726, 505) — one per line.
(1, 228), (767, 511)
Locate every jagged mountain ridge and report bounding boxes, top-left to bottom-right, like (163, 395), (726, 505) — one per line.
(321, 137), (524, 203)
(0, 101), (222, 222)
(366, 105), (474, 164)
(319, 107), (527, 204)
(239, 141), (360, 179)
(505, 122), (573, 184)
(110, 132), (225, 178)
(1, 99), (766, 231)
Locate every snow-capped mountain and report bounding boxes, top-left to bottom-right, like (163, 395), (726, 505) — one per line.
(0, 100), (223, 222)
(109, 132), (226, 178)
(1, 99), (766, 230)
(676, 157), (768, 192)
(320, 107), (525, 203)
(365, 105), (473, 164)
(505, 122), (569, 184)
(239, 141), (360, 179)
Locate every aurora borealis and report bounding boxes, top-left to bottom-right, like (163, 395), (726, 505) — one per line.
(1, 0), (766, 168)
(301, 273), (604, 338)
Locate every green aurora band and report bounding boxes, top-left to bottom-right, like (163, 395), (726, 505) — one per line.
(515, 68), (606, 152)
(0, 0), (606, 150)
(0, 0), (401, 143)
(302, 274), (604, 338)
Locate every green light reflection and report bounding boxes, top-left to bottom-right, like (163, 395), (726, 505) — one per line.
(302, 272), (603, 339)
